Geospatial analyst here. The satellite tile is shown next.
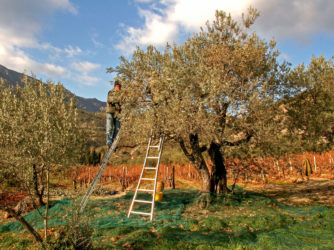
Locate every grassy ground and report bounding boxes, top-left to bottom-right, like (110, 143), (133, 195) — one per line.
(1, 183), (333, 249)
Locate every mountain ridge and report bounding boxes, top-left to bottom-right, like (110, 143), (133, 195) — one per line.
(0, 64), (106, 113)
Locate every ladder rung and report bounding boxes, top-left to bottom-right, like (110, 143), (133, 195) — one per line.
(134, 200), (153, 204)
(137, 189), (155, 192)
(130, 211), (151, 216)
(128, 135), (164, 221)
(141, 178), (155, 181)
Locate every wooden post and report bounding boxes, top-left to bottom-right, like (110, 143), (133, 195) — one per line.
(121, 166), (125, 192)
(125, 166), (128, 189)
(261, 168), (265, 183)
(172, 166), (175, 189)
(276, 161), (280, 177)
(314, 156), (317, 173)
(289, 157), (292, 172)
(44, 168), (49, 242)
(88, 166), (91, 184)
(72, 180), (77, 191)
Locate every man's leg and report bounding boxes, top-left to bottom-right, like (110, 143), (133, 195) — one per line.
(106, 113), (114, 146)
(111, 117), (120, 143)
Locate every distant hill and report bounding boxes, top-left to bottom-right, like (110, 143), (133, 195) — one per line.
(0, 64), (106, 112)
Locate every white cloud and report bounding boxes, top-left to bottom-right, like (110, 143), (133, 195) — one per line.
(168, 0), (251, 30)
(0, 43), (67, 78)
(72, 61), (101, 73)
(134, 0), (155, 3)
(48, 0), (78, 15)
(138, 9), (177, 45)
(40, 63), (68, 77)
(64, 46), (83, 57)
(0, 0), (77, 77)
(117, 0), (334, 53)
(76, 74), (101, 86)
(71, 61), (102, 86)
(116, 0), (252, 53)
(116, 8), (178, 53)
(91, 33), (105, 48)
(253, 0), (334, 43)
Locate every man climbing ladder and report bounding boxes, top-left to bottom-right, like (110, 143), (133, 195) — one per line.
(79, 80), (164, 221)
(78, 80), (122, 214)
(106, 80), (121, 147)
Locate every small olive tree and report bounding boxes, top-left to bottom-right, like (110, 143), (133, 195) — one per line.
(0, 75), (86, 244)
(109, 8), (289, 194)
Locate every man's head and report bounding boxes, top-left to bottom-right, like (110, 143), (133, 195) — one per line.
(114, 80), (121, 91)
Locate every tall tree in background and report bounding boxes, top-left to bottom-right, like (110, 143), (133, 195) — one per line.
(109, 8), (289, 194)
(286, 56), (334, 152)
(0, 75), (86, 244)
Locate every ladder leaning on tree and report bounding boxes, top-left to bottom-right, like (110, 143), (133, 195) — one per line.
(128, 135), (164, 221)
(78, 129), (122, 214)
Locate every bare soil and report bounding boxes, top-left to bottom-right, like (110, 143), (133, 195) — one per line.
(244, 178), (334, 206)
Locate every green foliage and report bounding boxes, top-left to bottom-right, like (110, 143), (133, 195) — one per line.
(0, 232), (37, 249)
(84, 147), (102, 166)
(0, 75), (87, 245)
(49, 206), (93, 249)
(78, 110), (105, 147)
(0, 76), (86, 190)
(110, 9), (288, 150)
(161, 143), (189, 164)
(108, 8), (290, 191)
(286, 56), (334, 153)
(198, 217), (228, 231)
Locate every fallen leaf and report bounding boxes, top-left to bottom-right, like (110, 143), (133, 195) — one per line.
(122, 242), (131, 248)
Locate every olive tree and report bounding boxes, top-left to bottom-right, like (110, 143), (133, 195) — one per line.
(286, 56), (334, 153)
(0, 75), (85, 244)
(110, 8), (289, 194)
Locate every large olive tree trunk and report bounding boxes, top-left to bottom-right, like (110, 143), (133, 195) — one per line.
(208, 142), (230, 193)
(179, 134), (229, 194)
(179, 134), (210, 191)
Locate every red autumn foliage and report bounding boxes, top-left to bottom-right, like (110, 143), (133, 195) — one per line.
(76, 151), (334, 186)
(0, 192), (27, 208)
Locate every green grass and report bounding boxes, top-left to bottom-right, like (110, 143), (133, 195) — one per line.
(1, 188), (333, 249)
(0, 232), (38, 249)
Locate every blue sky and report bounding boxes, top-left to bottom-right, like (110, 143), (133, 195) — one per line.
(0, 0), (333, 101)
